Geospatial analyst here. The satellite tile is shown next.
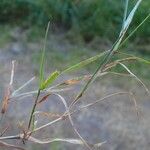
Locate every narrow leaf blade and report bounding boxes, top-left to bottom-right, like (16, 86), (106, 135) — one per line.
(62, 51), (107, 74)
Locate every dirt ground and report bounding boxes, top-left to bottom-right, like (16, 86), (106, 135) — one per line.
(0, 27), (150, 150)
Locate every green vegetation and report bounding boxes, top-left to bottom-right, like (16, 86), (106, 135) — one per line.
(0, 0), (150, 41)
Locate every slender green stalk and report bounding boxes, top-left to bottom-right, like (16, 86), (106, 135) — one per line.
(28, 22), (51, 130)
(28, 89), (41, 130)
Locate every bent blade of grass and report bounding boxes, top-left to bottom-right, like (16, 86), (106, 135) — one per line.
(119, 63), (150, 95)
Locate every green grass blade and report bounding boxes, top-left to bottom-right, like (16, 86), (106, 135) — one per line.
(62, 51), (107, 74)
(39, 21), (50, 87)
(28, 21), (50, 131)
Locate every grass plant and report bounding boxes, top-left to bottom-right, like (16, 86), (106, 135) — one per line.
(0, 0), (150, 149)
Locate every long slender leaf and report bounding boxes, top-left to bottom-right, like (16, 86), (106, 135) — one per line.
(28, 22), (50, 131)
(62, 51), (107, 73)
(39, 21), (50, 87)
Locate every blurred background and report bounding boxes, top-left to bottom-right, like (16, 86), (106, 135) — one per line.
(0, 0), (150, 150)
